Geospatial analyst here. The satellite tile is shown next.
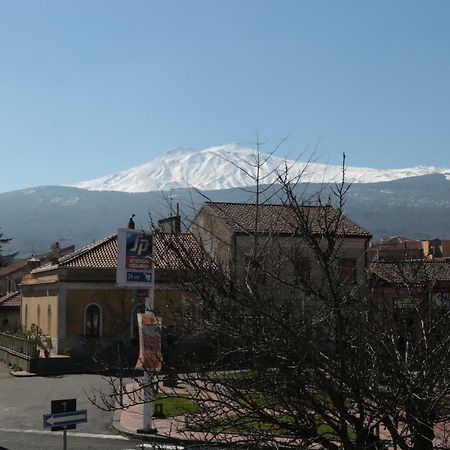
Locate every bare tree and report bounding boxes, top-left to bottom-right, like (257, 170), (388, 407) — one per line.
(91, 144), (450, 450)
(164, 150), (384, 449)
(0, 229), (17, 268)
(368, 260), (450, 450)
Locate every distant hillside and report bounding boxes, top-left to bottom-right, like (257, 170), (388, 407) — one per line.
(1, 173), (449, 256)
(344, 174), (450, 240)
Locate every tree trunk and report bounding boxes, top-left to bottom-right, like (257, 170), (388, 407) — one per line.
(412, 422), (434, 450)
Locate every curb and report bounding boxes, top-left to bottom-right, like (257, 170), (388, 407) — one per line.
(112, 409), (181, 445)
(112, 409), (231, 449)
(10, 370), (38, 377)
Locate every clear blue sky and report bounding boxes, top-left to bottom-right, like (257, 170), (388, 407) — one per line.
(1, 0), (450, 192)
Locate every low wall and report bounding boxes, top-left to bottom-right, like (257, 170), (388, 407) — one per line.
(0, 346), (122, 374)
(0, 332), (141, 374)
(0, 332), (37, 371)
(29, 356), (101, 375)
(0, 346), (31, 371)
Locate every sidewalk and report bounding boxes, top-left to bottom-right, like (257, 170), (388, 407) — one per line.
(114, 381), (450, 449)
(113, 380), (216, 446)
(115, 399), (186, 440)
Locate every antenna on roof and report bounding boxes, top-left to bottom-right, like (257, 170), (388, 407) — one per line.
(169, 189), (174, 215)
(169, 189), (179, 216)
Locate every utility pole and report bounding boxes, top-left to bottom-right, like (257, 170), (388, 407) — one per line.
(142, 258), (156, 432)
(116, 222), (158, 434)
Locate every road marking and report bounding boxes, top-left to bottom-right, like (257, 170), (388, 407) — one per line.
(122, 445), (184, 450)
(0, 427), (129, 440)
(139, 445), (184, 449)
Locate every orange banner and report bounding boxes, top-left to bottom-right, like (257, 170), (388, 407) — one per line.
(136, 314), (162, 371)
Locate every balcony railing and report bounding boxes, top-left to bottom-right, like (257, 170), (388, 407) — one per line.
(0, 332), (38, 359)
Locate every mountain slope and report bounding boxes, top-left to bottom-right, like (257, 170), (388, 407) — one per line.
(72, 144), (450, 192)
(2, 174), (450, 256)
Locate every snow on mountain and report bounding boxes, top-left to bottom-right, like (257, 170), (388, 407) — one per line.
(72, 143), (450, 192)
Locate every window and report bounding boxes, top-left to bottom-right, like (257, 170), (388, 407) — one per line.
(37, 305), (41, 328)
(339, 258), (357, 284)
(131, 304), (146, 337)
(24, 304), (28, 329)
(85, 304), (101, 337)
(293, 257), (311, 285)
(47, 305), (52, 336)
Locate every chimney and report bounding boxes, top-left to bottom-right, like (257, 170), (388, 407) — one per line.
(27, 256), (41, 271)
(49, 242), (61, 265)
(158, 205), (181, 234)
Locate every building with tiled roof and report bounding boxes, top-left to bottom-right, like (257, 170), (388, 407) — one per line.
(367, 236), (424, 263)
(31, 233), (209, 273)
(370, 260), (450, 286)
(0, 290), (21, 307)
(0, 244), (75, 296)
(0, 291), (21, 332)
(0, 243), (75, 335)
(200, 202), (371, 238)
(20, 230), (211, 356)
(370, 259), (450, 311)
(190, 201), (372, 288)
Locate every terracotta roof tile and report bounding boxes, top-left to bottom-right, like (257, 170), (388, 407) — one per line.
(204, 202), (371, 237)
(370, 260), (450, 284)
(59, 234), (117, 269)
(34, 233), (212, 272)
(0, 245), (75, 276)
(369, 236), (422, 250)
(0, 291), (21, 307)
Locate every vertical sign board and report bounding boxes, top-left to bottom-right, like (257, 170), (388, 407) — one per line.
(116, 228), (163, 372)
(116, 228), (154, 287)
(51, 399), (77, 431)
(135, 314), (163, 371)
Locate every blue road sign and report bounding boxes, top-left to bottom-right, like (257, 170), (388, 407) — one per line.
(127, 271), (152, 282)
(43, 409), (87, 428)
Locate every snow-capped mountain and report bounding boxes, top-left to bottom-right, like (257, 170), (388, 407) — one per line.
(72, 143), (450, 192)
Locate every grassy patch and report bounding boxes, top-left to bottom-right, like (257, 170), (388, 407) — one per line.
(187, 412), (355, 440)
(153, 394), (199, 418)
(214, 369), (255, 380)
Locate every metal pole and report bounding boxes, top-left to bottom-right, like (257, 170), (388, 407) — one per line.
(63, 427), (67, 450)
(62, 401), (67, 450)
(142, 251), (156, 431)
(117, 341), (123, 407)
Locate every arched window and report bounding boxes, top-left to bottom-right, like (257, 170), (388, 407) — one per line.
(131, 304), (146, 337)
(37, 305), (41, 328)
(85, 304), (101, 337)
(47, 305), (52, 336)
(24, 304), (28, 330)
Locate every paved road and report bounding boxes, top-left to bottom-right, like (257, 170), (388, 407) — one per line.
(0, 364), (165, 450)
(0, 428), (190, 450)
(0, 369), (114, 433)
(0, 365), (202, 449)
(0, 428), (134, 450)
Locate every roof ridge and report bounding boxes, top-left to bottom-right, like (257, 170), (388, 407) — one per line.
(204, 201), (371, 237)
(0, 290), (21, 306)
(206, 201), (323, 208)
(59, 233), (117, 266)
(30, 232), (212, 272)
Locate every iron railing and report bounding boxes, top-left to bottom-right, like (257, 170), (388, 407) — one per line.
(0, 332), (38, 358)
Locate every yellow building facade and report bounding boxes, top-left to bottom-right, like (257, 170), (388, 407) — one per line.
(20, 233), (206, 356)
